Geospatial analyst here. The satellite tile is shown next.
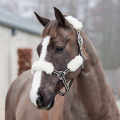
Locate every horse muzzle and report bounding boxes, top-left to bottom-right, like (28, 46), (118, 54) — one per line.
(36, 95), (55, 110)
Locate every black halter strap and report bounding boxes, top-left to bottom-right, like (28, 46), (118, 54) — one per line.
(77, 31), (83, 56)
(52, 31), (84, 96)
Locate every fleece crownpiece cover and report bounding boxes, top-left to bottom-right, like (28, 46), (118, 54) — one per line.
(65, 16), (83, 31)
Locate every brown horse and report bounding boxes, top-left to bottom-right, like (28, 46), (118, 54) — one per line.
(5, 7), (120, 120)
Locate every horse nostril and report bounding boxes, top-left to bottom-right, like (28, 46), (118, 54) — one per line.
(55, 46), (64, 53)
(36, 95), (44, 108)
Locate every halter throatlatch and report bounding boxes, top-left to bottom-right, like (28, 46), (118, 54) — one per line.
(52, 31), (84, 96)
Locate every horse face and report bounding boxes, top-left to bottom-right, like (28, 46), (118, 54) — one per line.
(30, 8), (82, 110)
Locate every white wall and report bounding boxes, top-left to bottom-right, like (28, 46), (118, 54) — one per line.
(0, 25), (41, 117)
(0, 26), (10, 109)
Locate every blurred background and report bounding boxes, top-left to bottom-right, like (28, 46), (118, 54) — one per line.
(0, 0), (120, 119)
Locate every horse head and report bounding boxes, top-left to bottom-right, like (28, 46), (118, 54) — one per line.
(30, 7), (84, 110)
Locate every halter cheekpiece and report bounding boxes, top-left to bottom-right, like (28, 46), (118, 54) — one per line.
(52, 31), (84, 96)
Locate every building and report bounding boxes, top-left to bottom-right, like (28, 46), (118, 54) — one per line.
(0, 9), (42, 119)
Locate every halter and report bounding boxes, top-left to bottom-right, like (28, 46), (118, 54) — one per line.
(31, 31), (84, 97)
(52, 31), (84, 96)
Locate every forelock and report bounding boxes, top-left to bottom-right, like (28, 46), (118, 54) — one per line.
(42, 21), (58, 38)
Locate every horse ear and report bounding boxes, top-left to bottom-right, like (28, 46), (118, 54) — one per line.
(54, 7), (66, 26)
(34, 12), (50, 27)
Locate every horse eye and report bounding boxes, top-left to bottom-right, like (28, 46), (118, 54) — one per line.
(55, 46), (64, 53)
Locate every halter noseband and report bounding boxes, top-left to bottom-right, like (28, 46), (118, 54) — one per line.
(52, 31), (84, 96)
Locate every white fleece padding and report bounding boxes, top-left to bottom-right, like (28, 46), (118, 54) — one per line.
(65, 16), (83, 30)
(67, 55), (83, 72)
(30, 71), (42, 106)
(32, 60), (54, 74)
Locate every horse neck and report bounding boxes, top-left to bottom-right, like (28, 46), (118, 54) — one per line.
(63, 32), (120, 120)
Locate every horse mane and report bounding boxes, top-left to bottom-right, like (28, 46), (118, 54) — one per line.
(80, 31), (100, 66)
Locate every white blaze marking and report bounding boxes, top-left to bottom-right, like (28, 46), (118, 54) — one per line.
(30, 71), (42, 106)
(40, 36), (50, 60)
(30, 36), (51, 106)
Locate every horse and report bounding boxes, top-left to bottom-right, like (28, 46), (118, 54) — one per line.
(5, 7), (120, 120)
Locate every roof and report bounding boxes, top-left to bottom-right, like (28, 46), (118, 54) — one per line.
(0, 9), (43, 35)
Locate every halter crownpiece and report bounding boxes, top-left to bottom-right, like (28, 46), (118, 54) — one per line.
(31, 16), (84, 98)
(65, 16), (83, 31)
